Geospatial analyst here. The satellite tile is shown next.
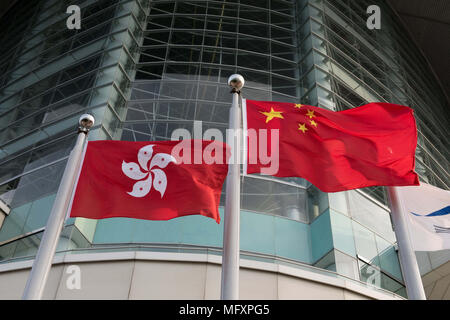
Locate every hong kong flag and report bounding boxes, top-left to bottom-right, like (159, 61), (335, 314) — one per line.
(70, 140), (230, 223)
(244, 100), (420, 192)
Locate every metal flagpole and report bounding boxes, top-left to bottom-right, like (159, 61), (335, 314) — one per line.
(387, 186), (426, 300)
(22, 114), (95, 300)
(220, 74), (244, 300)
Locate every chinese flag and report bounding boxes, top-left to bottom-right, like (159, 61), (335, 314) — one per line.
(245, 100), (419, 192)
(70, 140), (229, 223)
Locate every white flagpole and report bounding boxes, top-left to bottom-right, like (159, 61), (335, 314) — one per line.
(387, 186), (427, 300)
(220, 74), (244, 300)
(22, 114), (95, 300)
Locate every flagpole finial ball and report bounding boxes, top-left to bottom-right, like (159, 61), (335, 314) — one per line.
(79, 114), (95, 129)
(228, 74), (245, 90)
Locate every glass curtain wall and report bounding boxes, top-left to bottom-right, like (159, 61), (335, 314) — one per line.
(299, 0), (449, 201)
(0, 0), (146, 261)
(298, 0), (449, 297)
(95, 0), (324, 270)
(123, 0), (315, 221)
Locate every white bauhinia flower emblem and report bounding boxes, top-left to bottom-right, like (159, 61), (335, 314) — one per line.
(122, 145), (176, 198)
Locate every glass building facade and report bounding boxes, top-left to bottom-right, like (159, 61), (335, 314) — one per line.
(0, 0), (448, 299)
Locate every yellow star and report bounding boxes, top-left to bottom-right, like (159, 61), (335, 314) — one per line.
(310, 120), (318, 128)
(298, 123), (308, 133)
(295, 103), (303, 109)
(260, 108), (284, 123)
(306, 110), (316, 119)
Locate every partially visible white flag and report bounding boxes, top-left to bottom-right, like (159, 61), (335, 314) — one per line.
(397, 183), (450, 251)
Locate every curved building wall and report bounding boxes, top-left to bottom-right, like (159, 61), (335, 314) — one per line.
(0, 0), (448, 299)
(0, 251), (404, 300)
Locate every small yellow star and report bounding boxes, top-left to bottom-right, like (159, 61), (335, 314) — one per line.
(306, 110), (316, 119)
(295, 103), (303, 109)
(298, 123), (308, 133)
(310, 120), (318, 128)
(260, 108), (284, 123)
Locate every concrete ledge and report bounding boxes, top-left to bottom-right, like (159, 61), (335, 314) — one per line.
(0, 250), (404, 300)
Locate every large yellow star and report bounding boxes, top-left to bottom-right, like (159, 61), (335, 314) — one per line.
(310, 120), (318, 128)
(306, 109), (316, 119)
(260, 108), (284, 123)
(295, 103), (303, 109)
(298, 123), (308, 133)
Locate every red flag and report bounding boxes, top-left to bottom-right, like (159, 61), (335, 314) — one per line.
(244, 100), (419, 192)
(70, 140), (229, 223)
